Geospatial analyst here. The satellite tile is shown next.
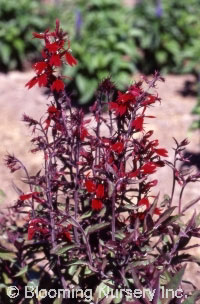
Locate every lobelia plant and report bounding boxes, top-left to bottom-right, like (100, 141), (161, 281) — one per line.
(1, 20), (200, 304)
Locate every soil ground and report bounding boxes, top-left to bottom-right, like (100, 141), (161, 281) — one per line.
(0, 71), (200, 290)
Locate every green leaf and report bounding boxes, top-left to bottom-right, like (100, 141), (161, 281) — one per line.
(80, 210), (92, 220)
(154, 207), (176, 228)
(86, 222), (110, 235)
(14, 265), (28, 277)
(182, 290), (200, 304)
(94, 280), (114, 303)
(0, 248), (15, 262)
(27, 279), (40, 290)
(51, 244), (78, 256)
(161, 265), (186, 304)
(0, 188), (6, 204)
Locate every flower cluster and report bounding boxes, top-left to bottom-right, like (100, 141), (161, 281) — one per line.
(25, 19), (77, 92)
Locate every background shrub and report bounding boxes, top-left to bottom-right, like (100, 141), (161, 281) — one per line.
(132, 0), (200, 75)
(62, 0), (140, 104)
(0, 0), (57, 71)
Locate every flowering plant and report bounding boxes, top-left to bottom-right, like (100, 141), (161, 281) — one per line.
(1, 21), (200, 304)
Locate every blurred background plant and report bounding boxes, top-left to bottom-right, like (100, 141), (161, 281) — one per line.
(1, 0), (200, 117)
(0, 0), (62, 71)
(132, 0), (200, 75)
(63, 0), (139, 104)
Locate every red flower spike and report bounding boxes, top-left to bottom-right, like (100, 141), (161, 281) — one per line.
(51, 79), (64, 92)
(25, 77), (38, 89)
(138, 197), (150, 209)
(33, 62), (47, 74)
(92, 199), (103, 210)
(132, 117), (144, 131)
(154, 148), (168, 157)
(85, 180), (96, 193)
(65, 52), (78, 66)
(38, 74), (48, 87)
(96, 184), (105, 199)
(50, 54), (61, 66)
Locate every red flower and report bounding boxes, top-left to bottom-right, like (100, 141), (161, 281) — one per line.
(144, 179), (158, 190)
(25, 77), (38, 89)
(80, 126), (89, 141)
(63, 231), (71, 242)
(85, 180), (96, 193)
(32, 32), (45, 39)
(28, 218), (49, 240)
(48, 106), (59, 114)
(111, 142), (124, 154)
(46, 42), (60, 53)
(51, 79), (64, 92)
(65, 52), (77, 66)
(50, 54), (61, 66)
(129, 85), (142, 97)
(44, 118), (51, 130)
(33, 61), (47, 74)
(20, 192), (40, 201)
(142, 94), (158, 106)
(109, 102), (127, 116)
(154, 148), (168, 157)
(92, 199), (103, 210)
(128, 169), (140, 178)
(141, 162), (157, 174)
(132, 116), (144, 131)
(38, 74), (47, 87)
(138, 197), (150, 208)
(154, 207), (161, 215)
(117, 91), (133, 104)
(57, 225), (72, 242)
(96, 184), (105, 199)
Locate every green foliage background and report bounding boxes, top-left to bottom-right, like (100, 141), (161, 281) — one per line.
(1, 0), (200, 121)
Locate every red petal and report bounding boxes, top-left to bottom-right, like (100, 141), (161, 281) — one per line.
(25, 77), (38, 89)
(141, 162), (157, 174)
(65, 52), (77, 66)
(85, 180), (96, 193)
(132, 116), (144, 131)
(138, 197), (150, 209)
(38, 74), (47, 87)
(111, 142), (124, 153)
(154, 148), (168, 157)
(50, 54), (61, 66)
(91, 199), (103, 210)
(51, 79), (64, 92)
(96, 184), (105, 199)
(33, 61), (47, 74)
(46, 42), (60, 52)
(154, 207), (161, 215)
